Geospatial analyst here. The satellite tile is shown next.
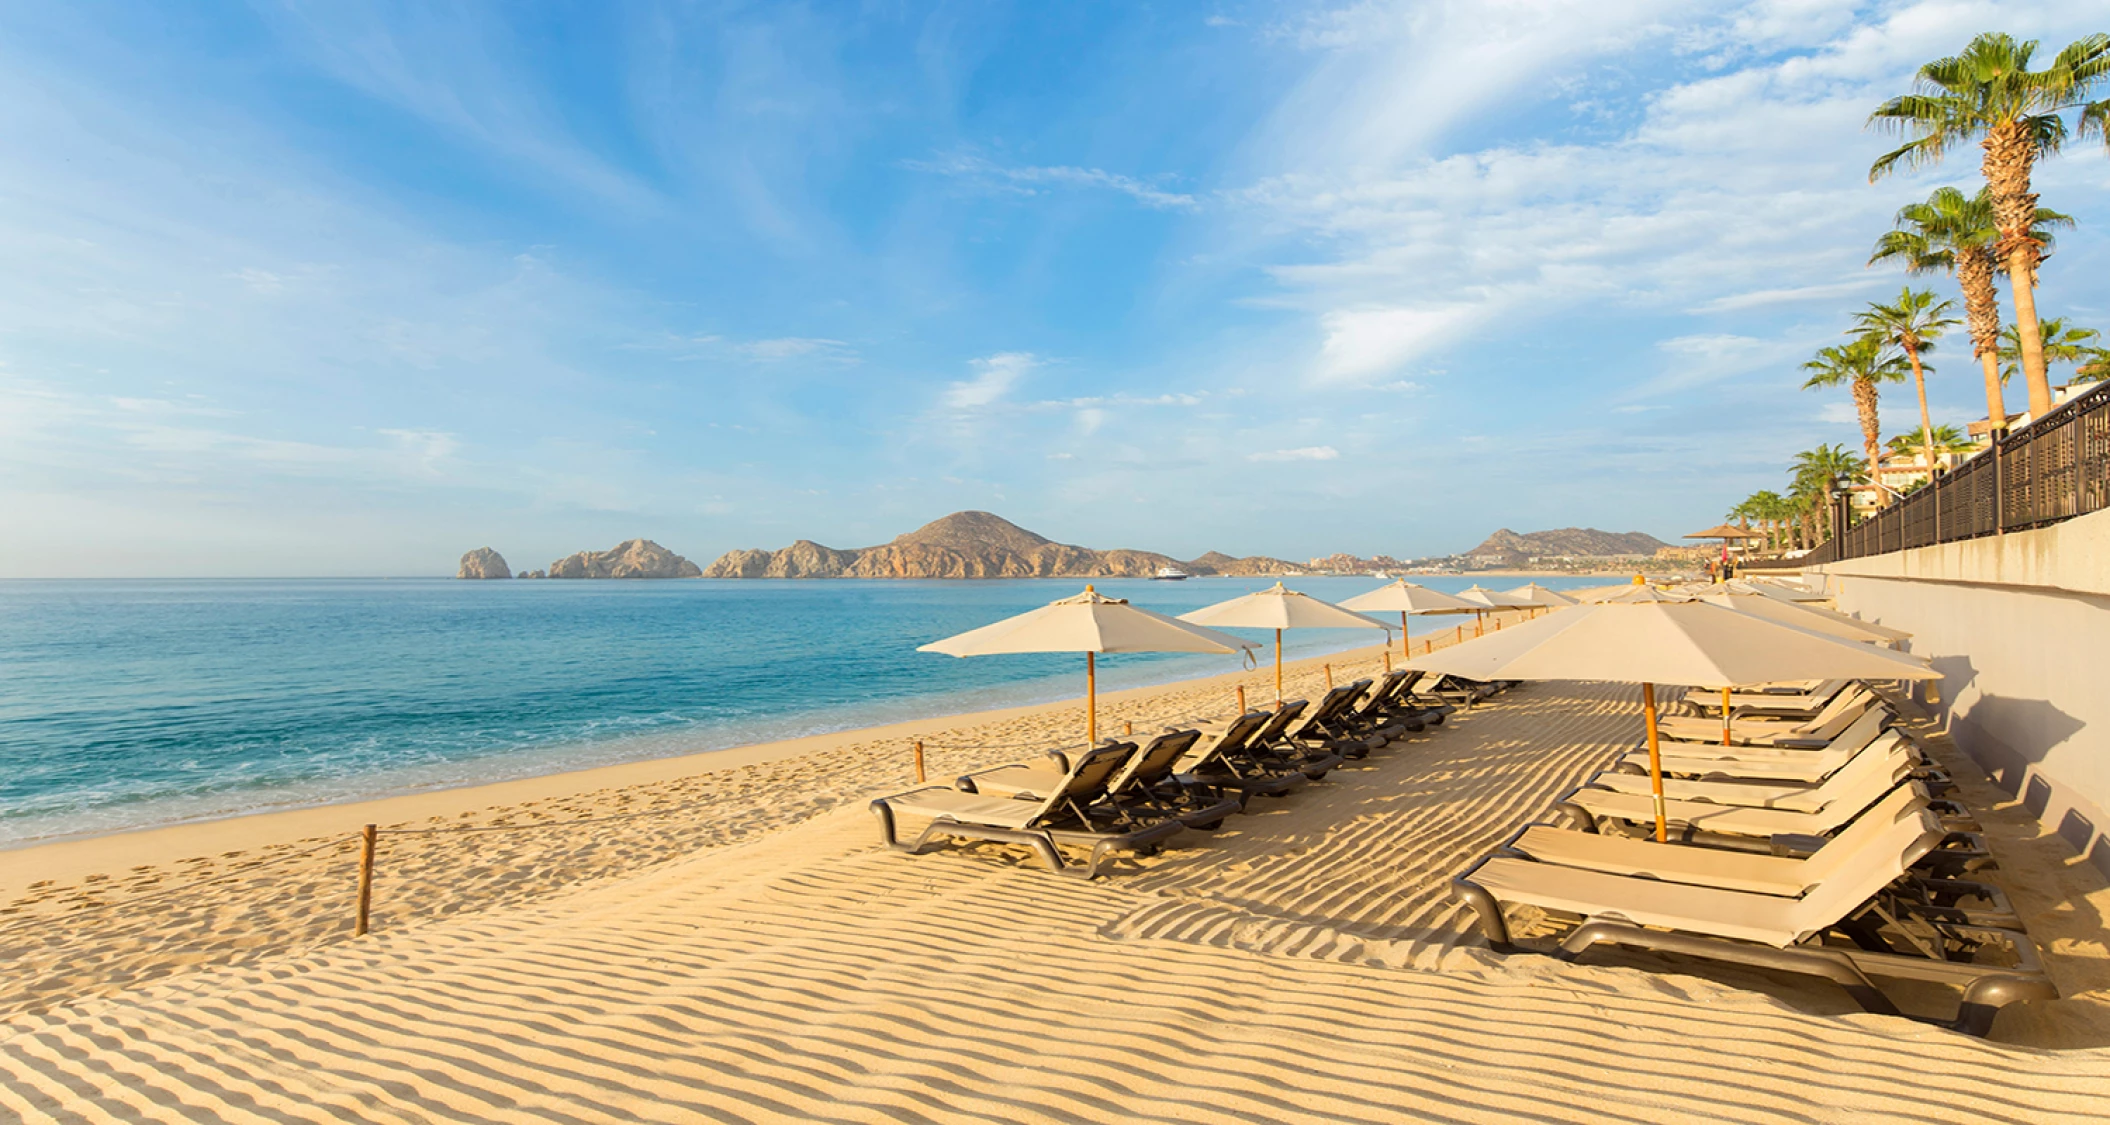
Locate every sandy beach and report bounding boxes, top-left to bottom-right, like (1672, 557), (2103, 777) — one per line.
(4, 625), (2110, 1123)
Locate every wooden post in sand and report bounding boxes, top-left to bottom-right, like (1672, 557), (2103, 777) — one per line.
(1124, 720), (1134, 737)
(1425, 638), (1433, 655)
(1236, 685), (1247, 714)
(1383, 651), (1392, 674)
(1324, 663), (1333, 689)
(355, 824), (377, 937)
(1453, 624), (1463, 645)
(913, 740), (926, 783)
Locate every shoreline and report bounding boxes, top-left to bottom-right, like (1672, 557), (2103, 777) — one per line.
(2, 640), (1397, 896)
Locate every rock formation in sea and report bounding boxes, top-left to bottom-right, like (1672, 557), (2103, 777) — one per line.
(457, 548), (513, 579)
(1182, 551), (1309, 577)
(546, 539), (703, 579)
(704, 511), (1307, 580)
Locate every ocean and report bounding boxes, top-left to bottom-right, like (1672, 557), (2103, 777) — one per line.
(0, 575), (1610, 847)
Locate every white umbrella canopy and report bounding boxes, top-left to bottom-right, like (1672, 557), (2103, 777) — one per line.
(1181, 581), (1390, 703)
(1412, 597), (1936, 841)
(1694, 588), (1911, 645)
(1341, 580), (1481, 661)
(1500, 582), (1579, 608)
(1456, 584), (1533, 609)
(920, 586), (1255, 746)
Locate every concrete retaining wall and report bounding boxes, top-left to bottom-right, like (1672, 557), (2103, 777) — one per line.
(1813, 507), (2110, 876)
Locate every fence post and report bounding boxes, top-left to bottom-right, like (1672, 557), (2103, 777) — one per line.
(1324, 663), (1333, 689)
(1124, 719), (1133, 737)
(1993, 434), (2005, 535)
(1236, 685), (1246, 714)
(355, 824), (377, 937)
(913, 740), (925, 783)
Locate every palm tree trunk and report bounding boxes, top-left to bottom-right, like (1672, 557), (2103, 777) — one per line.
(1956, 248), (2007, 430)
(1904, 341), (1935, 480)
(1852, 378), (1883, 507)
(1983, 123), (2051, 416)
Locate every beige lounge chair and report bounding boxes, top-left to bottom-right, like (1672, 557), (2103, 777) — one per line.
(1452, 814), (2054, 1035)
(1619, 712), (1895, 783)
(958, 729), (1238, 830)
(1682, 679), (1848, 715)
(1555, 770), (1923, 840)
(1511, 784), (1933, 896)
(1656, 684), (1877, 746)
(870, 742), (1184, 878)
(1584, 739), (1914, 813)
(1643, 705), (1892, 764)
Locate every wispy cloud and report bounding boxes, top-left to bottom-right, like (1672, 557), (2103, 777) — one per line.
(904, 153), (1198, 210)
(941, 352), (1039, 410)
(1691, 280), (1879, 314)
(1248, 445), (1340, 463)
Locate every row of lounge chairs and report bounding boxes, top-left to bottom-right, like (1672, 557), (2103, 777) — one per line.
(1452, 681), (2056, 1036)
(871, 669), (1499, 879)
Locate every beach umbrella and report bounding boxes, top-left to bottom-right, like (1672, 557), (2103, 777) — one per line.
(1500, 582), (1579, 608)
(1340, 579), (1480, 660)
(1456, 584), (1533, 609)
(1180, 581), (1390, 705)
(919, 586), (1254, 747)
(1567, 583), (1638, 604)
(1694, 587), (1911, 645)
(1409, 591), (1938, 841)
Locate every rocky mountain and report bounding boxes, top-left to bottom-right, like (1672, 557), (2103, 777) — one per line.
(456, 547), (512, 580)
(1464, 528), (1669, 562)
(546, 539), (703, 579)
(1183, 551), (1307, 578)
(703, 511), (1303, 580)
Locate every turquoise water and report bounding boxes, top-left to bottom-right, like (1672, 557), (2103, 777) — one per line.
(0, 575), (1606, 845)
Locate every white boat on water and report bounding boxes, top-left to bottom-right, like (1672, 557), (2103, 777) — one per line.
(1152, 565), (1190, 581)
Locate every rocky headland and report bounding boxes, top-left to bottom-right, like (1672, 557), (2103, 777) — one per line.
(703, 511), (1306, 580)
(547, 539), (702, 579)
(457, 548), (512, 580)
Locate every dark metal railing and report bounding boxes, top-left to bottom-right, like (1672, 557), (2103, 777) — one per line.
(1745, 378), (2110, 568)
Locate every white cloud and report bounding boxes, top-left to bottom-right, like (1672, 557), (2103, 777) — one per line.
(735, 337), (855, 362)
(1692, 280), (1879, 314)
(1247, 445), (1340, 463)
(1316, 305), (1487, 384)
(904, 153), (1197, 210)
(941, 352), (1038, 410)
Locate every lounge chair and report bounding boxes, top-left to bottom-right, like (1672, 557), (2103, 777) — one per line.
(871, 742), (1184, 878)
(1453, 801), (2054, 1036)
(1177, 709), (1311, 798)
(959, 729), (1240, 831)
(1554, 768), (1925, 842)
(1284, 682), (1388, 758)
(1656, 684), (1878, 746)
(1582, 738), (1915, 814)
(1240, 700), (1346, 779)
(1377, 670), (1450, 725)
(1682, 679), (1849, 716)
(1509, 786), (1999, 899)
(1618, 712), (1895, 784)
(1638, 706), (1893, 768)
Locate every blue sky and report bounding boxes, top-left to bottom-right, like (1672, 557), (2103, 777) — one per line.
(3, 1), (2107, 576)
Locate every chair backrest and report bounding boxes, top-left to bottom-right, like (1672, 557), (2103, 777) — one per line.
(1108, 729), (1202, 793)
(1361, 670), (1409, 713)
(1176, 710), (1270, 771)
(1804, 734), (1912, 810)
(1027, 742), (1136, 825)
(1817, 706), (1891, 758)
(1788, 798), (1945, 937)
(1249, 699), (1311, 746)
(1800, 784), (1937, 885)
(1289, 685), (1359, 738)
(1794, 684), (1875, 736)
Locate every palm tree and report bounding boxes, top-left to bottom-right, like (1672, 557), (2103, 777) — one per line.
(1803, 336), (1909, 501)
(1869, 186), (2072, 431)
(1792, 444), (1867, 537)
(1887, 424), (1972, 471)
(2074, 347), (2110, 385)
(1854, 288), (1957, 479)
(1999, 319), (2102, 390)
(1869, 32), (2110, 417)
(1743, 490), (1790, 552)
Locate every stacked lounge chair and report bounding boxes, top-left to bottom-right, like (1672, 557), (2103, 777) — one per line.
(1452, 681), (2056, 1035)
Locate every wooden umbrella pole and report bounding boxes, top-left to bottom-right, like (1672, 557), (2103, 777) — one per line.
(1642, 683), (1668, 843)
(1087, 589), (1106, 742)
(1721, 686), (1733, 747)
(1273, 629), (1283, 708)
